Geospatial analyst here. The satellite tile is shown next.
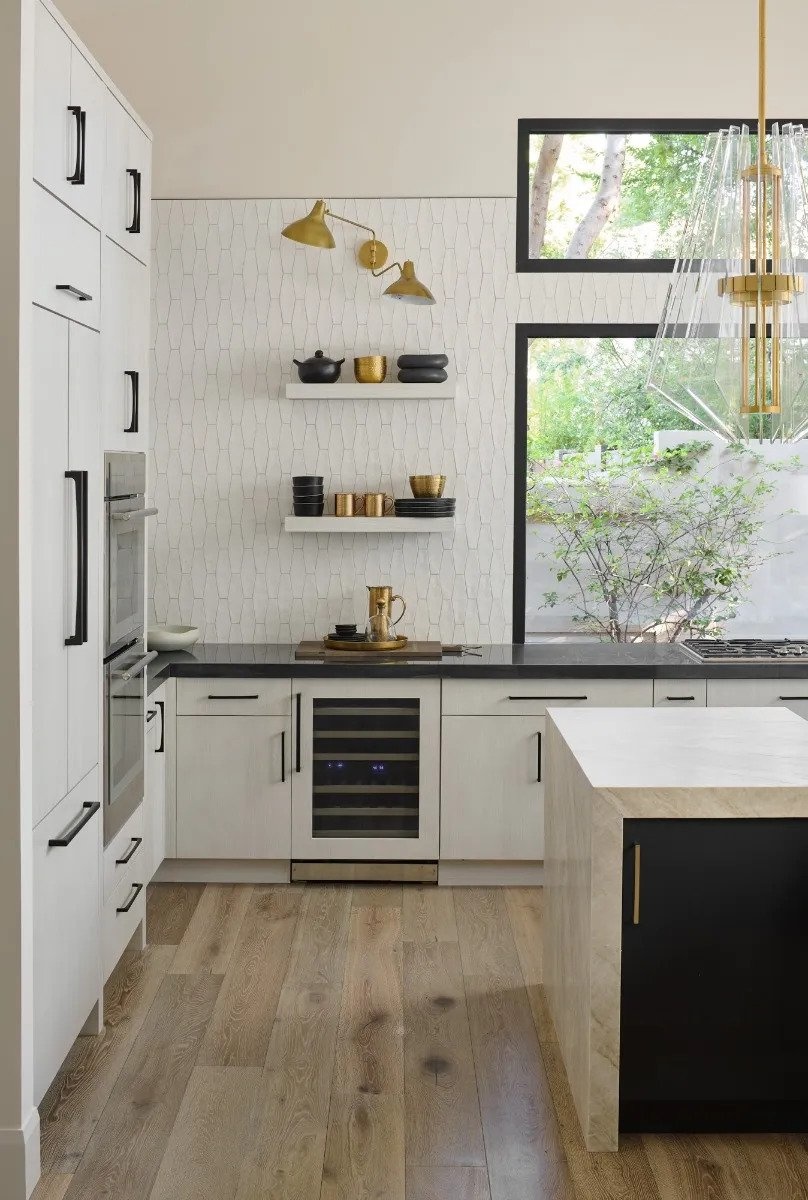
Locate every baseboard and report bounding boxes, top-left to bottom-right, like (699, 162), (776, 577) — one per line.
(154, 859), (291, 884)
(438, 861), (544, 886)
(0, 1107), (40, 1199)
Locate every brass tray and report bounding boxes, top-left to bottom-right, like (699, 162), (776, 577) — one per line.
(322, 635), (409, 653)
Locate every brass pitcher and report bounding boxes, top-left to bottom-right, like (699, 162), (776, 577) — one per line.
(367, 585), (406, 628)
(369, 600), (392, 642)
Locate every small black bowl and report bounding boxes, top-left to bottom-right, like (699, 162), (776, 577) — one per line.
(292, 486), (325, 497)
(292, 475), (324, 485)
(293, 501), (325, 516)
(335, 624), (358, 636)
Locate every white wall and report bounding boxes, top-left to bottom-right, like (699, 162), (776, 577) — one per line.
(55, 0), (808, 199)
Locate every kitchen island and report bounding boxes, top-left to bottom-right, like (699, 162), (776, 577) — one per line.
(544, 706), (808, 1151)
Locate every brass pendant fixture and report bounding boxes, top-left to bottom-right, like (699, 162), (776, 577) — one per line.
(281, 199), (436, 305)
(648, 0), (808, 441)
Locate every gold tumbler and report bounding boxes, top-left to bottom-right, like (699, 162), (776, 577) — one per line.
(354, 355), (387, 383)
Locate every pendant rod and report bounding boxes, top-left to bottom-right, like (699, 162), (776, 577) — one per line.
(758, 0), (767, 170)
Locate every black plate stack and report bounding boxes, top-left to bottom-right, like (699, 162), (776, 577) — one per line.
(397, 353), (449, 383)
(292, 475), (324, 516)
(394, 497), (456, 518)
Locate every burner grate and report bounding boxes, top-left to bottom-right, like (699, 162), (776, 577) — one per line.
(683, 638), (808, 662)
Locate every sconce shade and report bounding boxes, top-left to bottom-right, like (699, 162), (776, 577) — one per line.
(383, 260), (435, 305)
(281, 200), (336, 249)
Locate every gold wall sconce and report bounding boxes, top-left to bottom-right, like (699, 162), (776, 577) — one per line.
(281, 199), (435, 306)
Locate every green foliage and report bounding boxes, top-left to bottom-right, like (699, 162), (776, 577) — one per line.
(617, 134), (705, 256)
(527, 337), (691, 462)
(529, 444), (787, 642)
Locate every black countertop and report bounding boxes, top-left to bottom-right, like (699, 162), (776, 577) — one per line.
(146, 642), (808, 695)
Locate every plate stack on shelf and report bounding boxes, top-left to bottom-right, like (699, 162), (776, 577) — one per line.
(292, 475), (324, 516)
(397, 352), (449, 383)
(394, 497), (456, 519)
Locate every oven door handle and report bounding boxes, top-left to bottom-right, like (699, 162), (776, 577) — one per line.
(110, 506), (158, 522)
(112, 650), (158, 681)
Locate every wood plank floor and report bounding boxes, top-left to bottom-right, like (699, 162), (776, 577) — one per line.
(31, 882), (808, 1200)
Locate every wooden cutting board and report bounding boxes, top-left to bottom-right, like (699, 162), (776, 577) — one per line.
(295, 640), (443, 660)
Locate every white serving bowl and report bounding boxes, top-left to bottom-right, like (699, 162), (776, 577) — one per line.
(147, 624), (200, 651)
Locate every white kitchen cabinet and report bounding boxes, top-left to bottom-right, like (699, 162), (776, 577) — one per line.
(32, 182), (101, 331)
(31, 306), (101, 827)
(101, 238), (149, 451)
(291, 679), (440, 862)
(104, 94), (152, 265)
(441, 715), (544, 861)
(146, 685), (168, 877)
(176, 703), (291, 860)
(102, 837), (147, 982)
(442, 676), (653, 716)
(707, 678), (808, 721)
(653, 678), (707, 706)
(33, 2), (106, 228)
(33, 765), (102, 1104)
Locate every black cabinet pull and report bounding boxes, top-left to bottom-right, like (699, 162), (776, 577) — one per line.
(124, 370), (139, 434)
(536, 730), (542, 783)
(207, 693), (260, 700)
(116, 882), (143, 914)
(146, 708), (157, 723)
(66, 105), (85, 184)
(281, 729), (286, 783)
(665, 695), (696, 701)
(779, 696), (808, 701)
(508, 694), (588, 701)
(65, 470), (88, 646)
(156, 700), (165, 753)
(126, 167), (142, 234)
(116, 836), (142, 865)
(56, 283), (93, 302)
(295, 692), (302, 773)
(48, 800), (100, 847)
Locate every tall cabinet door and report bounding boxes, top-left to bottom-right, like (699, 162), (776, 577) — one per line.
(31, 307), (69, 825)
(67, 322), (101, 791)
(291, 679), (440, 861)
(104, 96), (152, 265)
(102, 239), (149, 452)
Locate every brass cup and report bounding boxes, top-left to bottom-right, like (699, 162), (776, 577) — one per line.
(409, 474), (447, 498)
(354, 355), (387, 384)
(364, 492), (394, 517)
(335, 492), (365, 517)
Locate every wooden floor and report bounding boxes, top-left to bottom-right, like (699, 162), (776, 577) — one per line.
(34, 884), (808, 1200)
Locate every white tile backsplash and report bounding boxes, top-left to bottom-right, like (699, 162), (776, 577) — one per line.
(149, 198), (667, 643)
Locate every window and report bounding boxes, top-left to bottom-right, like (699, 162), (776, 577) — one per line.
(515, 119), (796, 272)
(512, 324), (701, 641)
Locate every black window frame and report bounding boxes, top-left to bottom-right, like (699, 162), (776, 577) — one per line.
(515, 118), (798, 274)
(512, 322), (661, 643)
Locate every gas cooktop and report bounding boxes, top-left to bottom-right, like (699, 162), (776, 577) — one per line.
(683, 638), (808, 662)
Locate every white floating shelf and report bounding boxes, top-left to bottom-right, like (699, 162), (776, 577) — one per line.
(285, 382), (455, 401)
(285, 516), (454, 534)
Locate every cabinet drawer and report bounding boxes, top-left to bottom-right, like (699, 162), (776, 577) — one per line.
(33, 766), (101, 1103)
(707, 678), (808, 720)
(103, 803), (144, 899)
(32, 183), (101, 330)
(177, 677), (291, 717)
(103, 856), (146, 982)
(442, 677), (653, 716)
(653, 678), (707, 706)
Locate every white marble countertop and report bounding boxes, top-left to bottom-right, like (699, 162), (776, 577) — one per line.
(547, 706), (808, 818)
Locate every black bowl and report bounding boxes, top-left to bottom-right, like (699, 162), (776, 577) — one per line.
(335, 623), (358, 634)
(293, 502), (325, 516)
(397, 352), (448, 370)
(292, 485), (325, 496)
(292, 475), (323, 485)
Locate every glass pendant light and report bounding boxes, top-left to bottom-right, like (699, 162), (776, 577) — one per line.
(648, 0), (808, 441)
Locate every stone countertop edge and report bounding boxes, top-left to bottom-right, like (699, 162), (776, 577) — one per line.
(145, 642), (808, 697)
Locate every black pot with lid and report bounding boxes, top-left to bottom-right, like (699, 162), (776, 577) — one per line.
(292, 350), (346, 383)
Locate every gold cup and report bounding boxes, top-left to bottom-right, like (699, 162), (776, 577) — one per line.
(409, 474), (447, 498)
(363, 492), (394, 517)
(334, 492), (365, 517)
(354, 355), (387, 384)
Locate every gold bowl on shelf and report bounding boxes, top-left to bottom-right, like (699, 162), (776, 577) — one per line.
(409, 473), (447, 498)
(354, 355), (387, 383)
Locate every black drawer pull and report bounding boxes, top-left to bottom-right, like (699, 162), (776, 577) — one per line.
(295, 692), (302, 773)
(66, 105), (85, 184)
(56, 283), (93, 302)
(779, 696), (808, 701)
(536, 730), (542, 783)
(124, 370), (139, 434)
(48, 800), (100, 847)
(507, 694), (588, 701)
(116, 836), (142, 865)
(126, 167), (142, 234)
(665, 695), (695, 701)
(156, 700), (165, 753)
(281, 729), (286, 783)
(146, 708), (157, 723)
(207, 693), (260, 700)
(116, 882), (143, 914)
